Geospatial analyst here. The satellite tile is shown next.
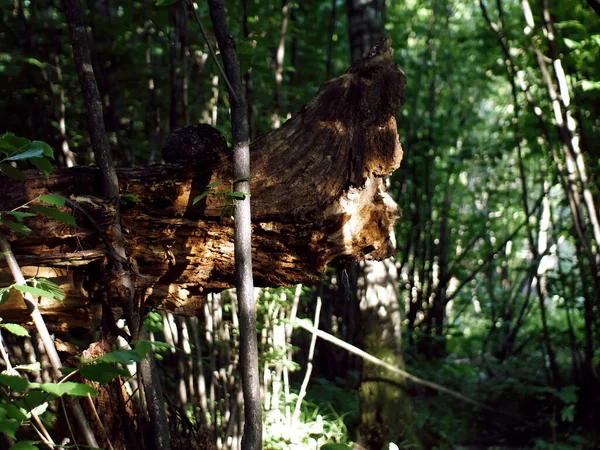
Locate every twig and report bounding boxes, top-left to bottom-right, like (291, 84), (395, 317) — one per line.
(64, 197), (129, 266)
(295, 317), (508, 415)
(293, 296), (321, 419)
(188, 0), (238, 104)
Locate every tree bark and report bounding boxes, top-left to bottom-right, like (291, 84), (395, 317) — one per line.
(206, 0), (261, 448)
(1, 42), (405, 332)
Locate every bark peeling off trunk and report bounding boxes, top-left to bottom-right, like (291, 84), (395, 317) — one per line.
(0, 38), (406, 328)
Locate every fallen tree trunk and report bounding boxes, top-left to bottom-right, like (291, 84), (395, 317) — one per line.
(0, 38), (405, 329)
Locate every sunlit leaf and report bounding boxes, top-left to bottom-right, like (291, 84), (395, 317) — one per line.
(0, 323), (30, 337)
(34, 278), (65, 303)
(13, 284), (55, 299)
(121, 193), (141, 203)
(144, 311), (163, 332)
(36, 381), (96, 397)
(38, 194), (66, 207)
(80, 362), (129, 384)
(24, 57), (45, 68)
(228, 191), (248, 200)
(13, 363), (41, 373)
(92, 350), (144, 365)
(581, 80), (600, 92)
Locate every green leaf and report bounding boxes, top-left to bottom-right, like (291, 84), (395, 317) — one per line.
(6, 211), (36, 222)
(193, 192), (210, 205)
(561, 404), (575, 423)
(581, 80), (600, 92)
(80, 362), (129, 384)
(4, 148), (45, 161)
(13, 363), (41, 373)
(1, 220), (32, 235)
(29, 141), (54, 158)
(13, 284), (54, 299)
(93, 350), (144, 365)
(320, 445), (352, 450)
(0, 134), (30, 151)
(3, 402), (27, 421)
(0, 418), (20, 439)
(121, 193), (141, 203)
(143, 340), (173, 353)
(144, 311), (163, 332)
(24, 57), (45, 68)
(10, 440), (40, 450)
(24, 390), (51, 409)
(135, 340), (153, 358)
(0, 374), (30, 391)
(0, 164), (25, 182)
(0, 287), (11, 305)
(38, 194), (66, 207)
(36, 382), (96, 397)
(29, 157), (53, 177)
(34, 279), (65, 303)
(30, 205), (76, 227)
(0, 323), (30, 337)
(29, 401), (48, 418)
(562, 38), (581, 49)
(556, 385), (578, 404)
(227, 191), (248, 200)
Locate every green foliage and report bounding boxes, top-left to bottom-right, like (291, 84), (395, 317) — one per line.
(0, 134), (75, 239)
(0, 372), (97, 441)
(0, 134), (54, 179)
(0, 323), (30, 338)
(1, 278), (65, 304)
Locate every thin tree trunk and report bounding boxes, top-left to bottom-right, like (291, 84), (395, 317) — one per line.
(207, 2), (260, 449)
(345, 2), (419, 447)
(55, 55), (76, 167)
(241, 0), (255, 138)
(170, 1), (188, 132)
(144, 19), (162, 164)
(272, 0), (289, 129)
(62, 1), (171, 448)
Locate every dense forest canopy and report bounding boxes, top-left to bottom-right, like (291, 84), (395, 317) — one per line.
(0, 0), (599, 449)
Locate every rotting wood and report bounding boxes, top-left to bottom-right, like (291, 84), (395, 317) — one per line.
(0, 38), (406, 329)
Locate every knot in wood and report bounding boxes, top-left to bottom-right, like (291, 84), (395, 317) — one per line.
(162, 123), (228, 166)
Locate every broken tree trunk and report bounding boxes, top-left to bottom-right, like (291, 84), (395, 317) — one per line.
(0, 38), (406, 330)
